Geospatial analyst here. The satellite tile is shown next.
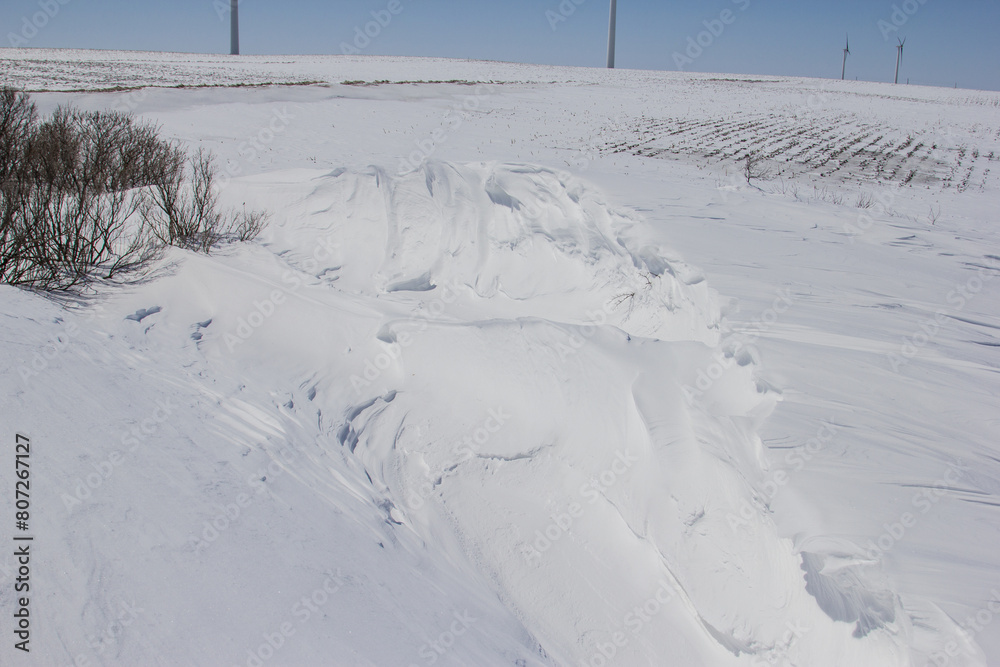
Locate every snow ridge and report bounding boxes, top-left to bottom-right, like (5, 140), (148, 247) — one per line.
(1, 160), (985, 665)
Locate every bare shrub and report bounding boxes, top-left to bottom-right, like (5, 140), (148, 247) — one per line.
(1, 88), (270, 291)
(927, 205), (941, 225)
(144, 147), (219, 252)
(742, 150), (770, 185)
(2, 97), (166, 290)
(0, 87), (38, 285)
(232, 205), (268, 242)
(143, 149), (268, 252)
(855, 192), (876, 209)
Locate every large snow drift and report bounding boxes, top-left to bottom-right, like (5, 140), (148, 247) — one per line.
(2, 159), (985, 665)
(3, 50), (999, 667)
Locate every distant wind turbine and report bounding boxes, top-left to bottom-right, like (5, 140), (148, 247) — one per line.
(230, 0), (239, 55)
(894, 37), (906, 84)
(841, 35), (850, 80)
(607, 0), (617, 68)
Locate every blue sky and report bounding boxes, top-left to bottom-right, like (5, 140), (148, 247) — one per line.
(3, 0), (999, 91)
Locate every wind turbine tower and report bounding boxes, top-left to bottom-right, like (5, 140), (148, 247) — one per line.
(894, 38), (906, 84)
(841, 35), (850, 80)
(607, 0), (617, 68)
(230, 0), (239, 55)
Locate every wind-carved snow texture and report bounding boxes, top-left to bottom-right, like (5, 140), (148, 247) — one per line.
(263, 162), (979, 665)
(0, 157), (988, 665)
(278, 162), (718, 344)
(800, 552), (896, 639)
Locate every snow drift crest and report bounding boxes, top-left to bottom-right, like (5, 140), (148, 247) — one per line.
(268, 161), (720, 344)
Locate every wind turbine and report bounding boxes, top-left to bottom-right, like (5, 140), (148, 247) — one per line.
(894, 37), (906, 84)
(841, 35), (850, 80)
(607, 0), (617, 68)
(230, 0), (239, 55)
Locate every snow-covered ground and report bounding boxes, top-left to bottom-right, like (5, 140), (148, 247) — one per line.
(1, 49), (999, 666)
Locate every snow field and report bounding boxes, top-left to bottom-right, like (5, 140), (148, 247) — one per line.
(1, 51), (998, 666)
